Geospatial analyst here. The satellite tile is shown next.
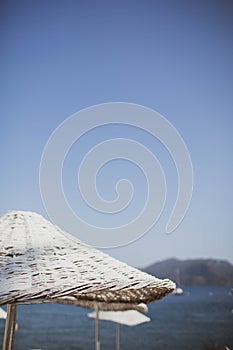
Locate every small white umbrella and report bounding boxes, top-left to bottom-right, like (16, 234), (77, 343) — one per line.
(88, 309), (150, 326)
(88, 309), (151, 350)
(0, 307), (7, 319)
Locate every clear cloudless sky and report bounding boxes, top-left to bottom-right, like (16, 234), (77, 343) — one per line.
(1, 0), (233, 267)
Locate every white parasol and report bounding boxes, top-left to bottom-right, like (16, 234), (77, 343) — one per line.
(0, 307), (7, 319)
(88, 308), (151, 349)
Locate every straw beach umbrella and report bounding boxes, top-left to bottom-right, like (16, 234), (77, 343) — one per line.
(0, 210), (175, 349)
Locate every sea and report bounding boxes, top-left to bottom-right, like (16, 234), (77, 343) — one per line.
(0, 286), (232, 350)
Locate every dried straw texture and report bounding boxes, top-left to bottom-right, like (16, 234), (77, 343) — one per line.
(49, 298), (149, 312)
(0, 211), (175, 307)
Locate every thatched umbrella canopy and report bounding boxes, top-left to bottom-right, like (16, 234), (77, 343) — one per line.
(0, 210), (175, 349)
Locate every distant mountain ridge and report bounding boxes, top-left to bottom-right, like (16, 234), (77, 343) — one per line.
(143, 258), (233, 286)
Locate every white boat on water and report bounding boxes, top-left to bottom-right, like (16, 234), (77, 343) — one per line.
(172, 268), (184, 295)
(172, 287), (184, 295)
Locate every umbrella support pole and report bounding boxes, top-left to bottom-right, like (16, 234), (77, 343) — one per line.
(95, 303), (100, 350)
(116, 323), (120, 350)
(2, 303), (17, 350)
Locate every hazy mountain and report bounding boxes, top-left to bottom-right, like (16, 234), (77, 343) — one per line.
(143, 258), (233, 286)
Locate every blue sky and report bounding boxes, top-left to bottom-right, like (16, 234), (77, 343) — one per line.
(1, 0), (233, 267)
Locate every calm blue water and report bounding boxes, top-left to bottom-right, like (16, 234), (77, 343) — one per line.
(0, 286), (232, 350)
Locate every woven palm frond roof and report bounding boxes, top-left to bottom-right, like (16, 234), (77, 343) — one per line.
(0, 211), (175, 307)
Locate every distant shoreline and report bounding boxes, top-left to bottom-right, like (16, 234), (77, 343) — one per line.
(142, 258), (233, 286)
